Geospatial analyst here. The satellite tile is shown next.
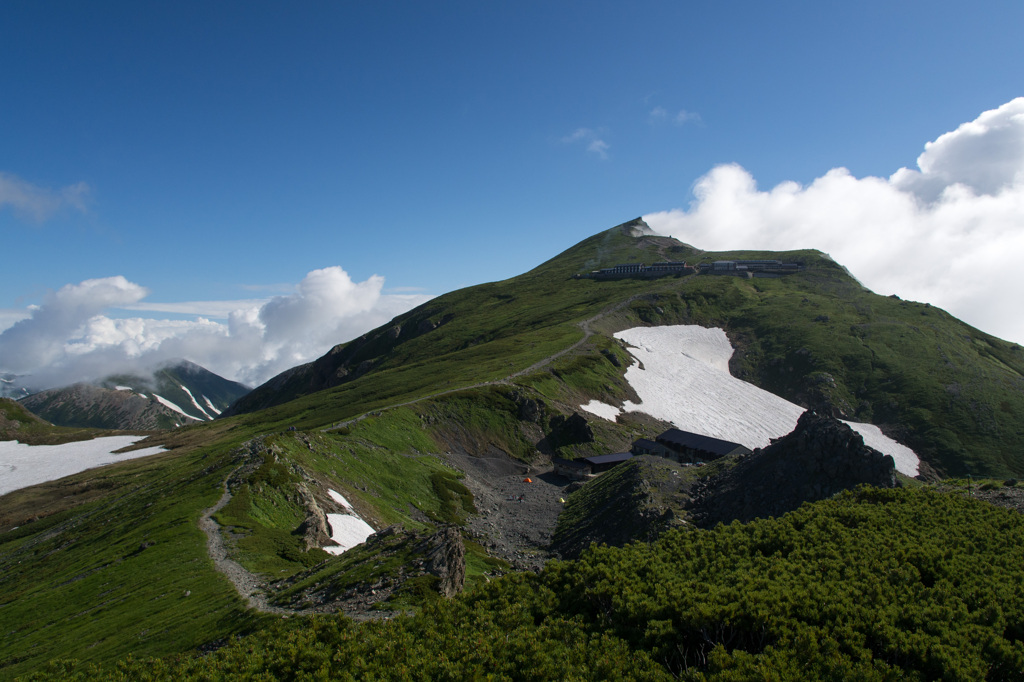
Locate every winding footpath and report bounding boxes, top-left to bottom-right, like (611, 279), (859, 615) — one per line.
(199, 467), (300, 615)
(324, 293), (648, 432)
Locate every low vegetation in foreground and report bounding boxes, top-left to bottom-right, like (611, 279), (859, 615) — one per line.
(27, 487), (1024, 680)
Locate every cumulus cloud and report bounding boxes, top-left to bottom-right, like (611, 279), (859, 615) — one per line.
(0, 267), (433, 389)
(644, 97), (1024, 346)
(562, 127), (610, 159)
(0, 172), (91, 222)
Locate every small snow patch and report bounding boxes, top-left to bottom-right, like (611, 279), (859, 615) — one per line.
(203, 396), (222, 415)
(843, 420), (919, 477)
(323, 488), (374, 554)
(153, 394), (197, 420)
(323, 514), (376, 555)
(580, 400), (621, 421)
(178, 383), (213, 420)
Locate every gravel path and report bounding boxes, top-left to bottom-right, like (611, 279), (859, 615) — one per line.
(199, 468), (301, 615)
(199, 455), (394, 620)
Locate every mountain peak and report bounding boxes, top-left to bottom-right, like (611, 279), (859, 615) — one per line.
(615, 216), (656, 237)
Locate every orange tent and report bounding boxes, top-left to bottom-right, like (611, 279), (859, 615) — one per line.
(523, 477), (533, 483)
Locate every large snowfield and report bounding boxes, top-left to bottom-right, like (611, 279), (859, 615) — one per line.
(0, 436), (168, 496)
(581, 325), (920, 477)
(323, 488), (376, 555)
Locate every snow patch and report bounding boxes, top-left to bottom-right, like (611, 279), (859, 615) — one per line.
(203, 396), (222, 415)
(323, 514), (376, 555)
(178, 383), (213, 420)
(115, 385), (133, 391)
(0, 436), (167, 496)
(612, 325), (804, 449)
(580, 400), (621, 421)
(153, 394), (198, 420)
(583, 325), (920, 477)
(327, 488), (355, 511)
(843, 420), (919, 477)
(323, 488), (374, 554)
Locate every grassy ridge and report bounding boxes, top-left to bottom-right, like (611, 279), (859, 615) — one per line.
(224, 224), (1024, 476)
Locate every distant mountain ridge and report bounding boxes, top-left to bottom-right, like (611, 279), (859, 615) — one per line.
(19, 360), (250, 430)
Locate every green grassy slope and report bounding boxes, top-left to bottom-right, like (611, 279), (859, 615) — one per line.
(227, 218), (1024, 477)
(4, 217), (1024, 676)
(28, 487), (1024, 680)
(0, 442), (261, 677)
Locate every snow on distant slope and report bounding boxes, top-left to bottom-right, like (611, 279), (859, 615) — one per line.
(203, 396), (222, 415)
(152, 394), (199, 422)
(0, 436), (167, 496)
(580, 325), (919, 477)
(177, 383), (213, 420)
(323, 488), (375, 554)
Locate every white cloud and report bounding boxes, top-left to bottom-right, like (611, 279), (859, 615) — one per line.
(587, 139), (610, 159)
(674, 109), (701, 125)
(0, 308), (31, 334)
(650, 106), (701, 126)
(0, 268), (433, 389)
(119, 299), (271, 318)
(561, 127), (610, 159)
(645, 97), (1024, 346)
(0, 172), (91, 222)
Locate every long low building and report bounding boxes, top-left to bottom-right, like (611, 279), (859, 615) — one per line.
(554, 427), (749, 481)
(653, 428), (751, 462)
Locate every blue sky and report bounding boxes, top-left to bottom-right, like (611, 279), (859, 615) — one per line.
(2, 1), (1023, 387)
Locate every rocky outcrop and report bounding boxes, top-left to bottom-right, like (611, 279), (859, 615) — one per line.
(692, 411), (897, 528)
(271, 524), (467, 614)
(513, 391), (545, 423)
(547, 412), (594, 448)
(550, 456), (690, 560)
(293, 482), (333, 550)
(415, 525), (466, 597)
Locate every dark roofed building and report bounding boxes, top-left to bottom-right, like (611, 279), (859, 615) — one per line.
(582, 452), (634, 473)
(656, 428), (750, 463)
(631, 437), (673, 458)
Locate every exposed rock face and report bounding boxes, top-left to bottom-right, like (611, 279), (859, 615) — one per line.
(416, 525), (466, 597)
(272, 524), (467, 614)
(547, 412), (594, 447)
(294, 482), (333, 550)
(550, 456), (690, 560)
(512, 390), (544, 423)
(692, 411), (897, 528)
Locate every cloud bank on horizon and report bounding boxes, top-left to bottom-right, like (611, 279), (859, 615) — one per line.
(0, 267), (431, 389)
(645, 97), (1024, 347)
